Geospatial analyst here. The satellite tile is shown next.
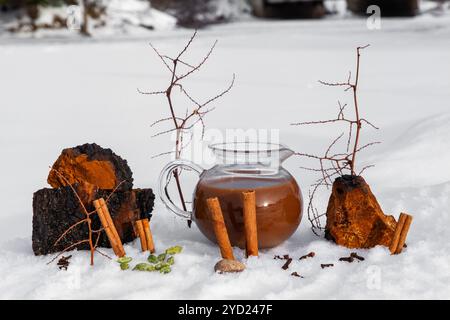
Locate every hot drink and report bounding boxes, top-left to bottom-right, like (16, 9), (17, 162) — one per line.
(159, 143), (304, 249)
(193, 168), (302, 248)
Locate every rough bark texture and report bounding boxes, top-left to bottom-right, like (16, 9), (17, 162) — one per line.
(325, 175), (397, 249)
(32, 187), (154, 256)
(47, 143), (133, 197)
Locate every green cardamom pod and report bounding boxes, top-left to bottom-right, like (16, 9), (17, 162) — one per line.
(147, 254), (158, 264)
(120, 263), (129, 270)
(117, 256), (132, 264)
(160, 266), (171, 274)
(157, 262), (170, 269)
(157, 253), (167, 261)
(133, 263), (152, 271)
(167, 256), (175, 265)
(145, 264), (156, 272)
(165, 246), (183, 255)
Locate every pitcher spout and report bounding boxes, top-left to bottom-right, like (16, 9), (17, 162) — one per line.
(279, 146), (295, 164)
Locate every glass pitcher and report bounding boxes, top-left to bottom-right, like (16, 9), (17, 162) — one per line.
(158, 142), (303, 249)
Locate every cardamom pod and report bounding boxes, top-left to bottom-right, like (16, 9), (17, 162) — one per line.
(117, 256), (132, 264)
(120, 263), (129, 270)
(167, 256), (175, 265)
(157, 253), (167, 262)
(160, 266), (171, 274)
(165, 246), (183, 255)
(145, 264), (156, 272)
(147, 254), (158, 264)
(133, 263), (152, 271)
(155, 262), (170, 270)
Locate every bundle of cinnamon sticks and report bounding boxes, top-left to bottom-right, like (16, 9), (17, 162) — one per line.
(93, 198), (125, 257)
(206, 190), (259, 260)
(134, 218), (155, 253)
(93, 198), (155, 257)
(389, 212), (413, 254)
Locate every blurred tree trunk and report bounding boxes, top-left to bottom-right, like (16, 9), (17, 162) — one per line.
(80, 0), (90, 36)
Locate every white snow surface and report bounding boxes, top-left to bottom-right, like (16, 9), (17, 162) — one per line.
(1, 12), (450, 299)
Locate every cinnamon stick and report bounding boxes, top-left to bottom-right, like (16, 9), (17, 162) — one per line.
(134, 219), (148, 252)
(389, 213), (407, 254)
(98, 198), (125, 257)
(93, 199), (125, 257)
(395, 213), (413, 254)
(242, 190), (258, 257)
(389, 213), (414, 254)
(206, 197), (235, 260)
(142, 219), (155, 253)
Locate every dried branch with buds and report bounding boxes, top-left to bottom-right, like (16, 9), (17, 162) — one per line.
(139, 30), (235, 227)
(292, 45), (380, 236)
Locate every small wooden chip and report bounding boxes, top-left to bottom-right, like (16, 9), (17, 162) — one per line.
(281, 258), (293, 270)
(350, 252), (365, 261)
(291, 272), (304, 278)
(299, 252), (315, 260)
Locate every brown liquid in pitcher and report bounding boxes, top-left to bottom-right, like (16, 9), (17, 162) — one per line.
(193, 172), (302, 249)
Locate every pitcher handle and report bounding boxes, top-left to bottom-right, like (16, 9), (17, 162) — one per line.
(158, 159), (204, 220)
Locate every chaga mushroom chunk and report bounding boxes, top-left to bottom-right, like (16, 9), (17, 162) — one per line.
(325, 175), (397, 249)
(47, 143), (133, 193)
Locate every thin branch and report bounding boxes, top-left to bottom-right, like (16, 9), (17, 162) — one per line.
(52, 219), (87, 247)
(95, 248), (112, 260)
(48, 169), (125, 266)
(47, 240), (90, 265)
(137, 88), (166, 95)
(176, 40), (218, 82)
(176, 29), (198, 60)
(141, 31), (234, 228)
(292, 45), (378, 236)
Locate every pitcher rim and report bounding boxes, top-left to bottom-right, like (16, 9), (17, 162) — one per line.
(208, 142), (292, 154)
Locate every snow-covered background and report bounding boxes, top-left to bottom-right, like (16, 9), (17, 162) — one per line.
(1, 1), (450, 299)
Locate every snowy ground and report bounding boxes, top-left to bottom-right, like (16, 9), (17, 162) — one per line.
(1, 11), (450, 299)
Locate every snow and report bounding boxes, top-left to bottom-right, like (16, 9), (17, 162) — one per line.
(1, 8), (450, 299)
(106, 0), (176, 32)
(0, 0), (177, 39)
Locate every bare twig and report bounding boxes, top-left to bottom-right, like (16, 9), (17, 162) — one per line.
(140, 31), (234, 227)
(47, 168), (125, 266)
(292, 45), (379, 236)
